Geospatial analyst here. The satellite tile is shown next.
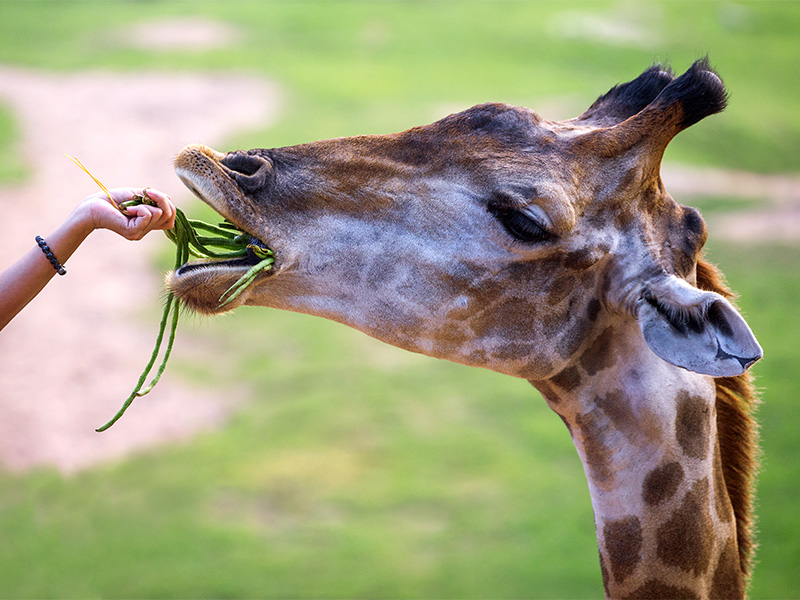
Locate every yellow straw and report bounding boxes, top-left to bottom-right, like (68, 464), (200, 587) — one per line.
(66, 154), (120, 209)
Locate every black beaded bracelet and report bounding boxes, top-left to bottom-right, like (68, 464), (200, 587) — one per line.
(35, 235), (67, 276)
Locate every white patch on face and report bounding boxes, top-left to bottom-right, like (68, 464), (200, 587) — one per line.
(450, 295), (470, 311)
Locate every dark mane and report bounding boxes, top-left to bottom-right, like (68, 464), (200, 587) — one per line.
(578, 64), (674, 126)
(651, 57), (728, 128)
(696, 257), (760, 578)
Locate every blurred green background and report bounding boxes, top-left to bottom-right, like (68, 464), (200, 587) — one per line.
(1, 1), (798, 598)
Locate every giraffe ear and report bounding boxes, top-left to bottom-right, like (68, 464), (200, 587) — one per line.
(637, 277), (762, 377)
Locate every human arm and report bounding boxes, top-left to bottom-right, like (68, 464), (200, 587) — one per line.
(0, 188), (175, 331)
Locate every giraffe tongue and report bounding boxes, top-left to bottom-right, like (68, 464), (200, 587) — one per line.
(246, 236), (271, 255)
(244, 235), (272, 265)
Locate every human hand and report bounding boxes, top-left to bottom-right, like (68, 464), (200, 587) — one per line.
(0, 187), (177, 331)
(80, 187), (176, 241)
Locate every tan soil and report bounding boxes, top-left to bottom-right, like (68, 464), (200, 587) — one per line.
(113, 16), (242, 51)
(662, 165), (800, 243)
(0, 65), (280, 474)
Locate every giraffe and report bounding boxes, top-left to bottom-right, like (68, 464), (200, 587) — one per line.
(169, 59), (762, 598)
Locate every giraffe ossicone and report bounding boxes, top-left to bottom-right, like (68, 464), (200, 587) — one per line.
(170, 58), (761, 599)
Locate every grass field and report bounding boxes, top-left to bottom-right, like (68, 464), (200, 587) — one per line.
(1, 1), (799, 598)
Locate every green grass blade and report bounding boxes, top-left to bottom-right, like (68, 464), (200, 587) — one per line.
(96, 293), (176, 432)
(218, 257), (274, 308)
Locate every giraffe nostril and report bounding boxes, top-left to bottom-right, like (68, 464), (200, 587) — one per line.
(221, 152), (273, 193)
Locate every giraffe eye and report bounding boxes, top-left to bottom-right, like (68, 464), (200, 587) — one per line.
(490, 206), (553, 243)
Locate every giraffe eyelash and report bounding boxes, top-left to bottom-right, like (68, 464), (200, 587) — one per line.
(487, 196), (555, 244)
(644, 294), (707, 334)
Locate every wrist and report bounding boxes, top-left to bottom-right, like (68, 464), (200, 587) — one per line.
(52, 201), (96, 252)
(68, 198), (103, 238)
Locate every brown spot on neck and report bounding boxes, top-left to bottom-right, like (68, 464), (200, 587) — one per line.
(579, 326), (616, 375)
(550, 365), (582, 393)
(603, 516), (643, 585)
(574, 410), (613, 484)
(642, 461), (684, 506)
(675, 391), (711, 459)
(533, 380), (559, 405)
(599, 552), (612, 597)
(656, 478), (714, 576)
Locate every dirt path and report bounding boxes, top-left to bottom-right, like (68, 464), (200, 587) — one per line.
(0, 66), (280, 473)
(662, 165), (800, 243)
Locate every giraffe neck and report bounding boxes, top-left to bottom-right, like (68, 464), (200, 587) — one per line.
(534, 327), (745, 599)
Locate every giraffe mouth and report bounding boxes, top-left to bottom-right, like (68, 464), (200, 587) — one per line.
(168, 145), (277, 313)
(171, 175), (275, 279)
(176, 145), (276, 267)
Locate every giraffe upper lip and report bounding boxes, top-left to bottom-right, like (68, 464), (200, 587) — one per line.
(174, 145), (269, 236)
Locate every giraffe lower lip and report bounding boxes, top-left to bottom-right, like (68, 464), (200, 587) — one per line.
(176, 256), (259, 276)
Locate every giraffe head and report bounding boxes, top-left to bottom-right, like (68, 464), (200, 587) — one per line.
(170, 59), (761, 381)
